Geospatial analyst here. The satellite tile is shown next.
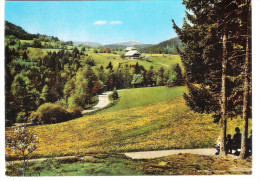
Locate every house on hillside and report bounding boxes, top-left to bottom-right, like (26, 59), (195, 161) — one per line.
(124, 47), (140, 59)
(124, 50), (141, 59)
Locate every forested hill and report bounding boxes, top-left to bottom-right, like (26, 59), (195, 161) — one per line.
(5, 21), (59, 41)
(154, 37), (183, 52)
(140, 37), (183, 54)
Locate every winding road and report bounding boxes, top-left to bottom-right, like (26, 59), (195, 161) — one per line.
(81, 91), (113, 115)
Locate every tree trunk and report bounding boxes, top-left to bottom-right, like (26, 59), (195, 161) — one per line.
(219, 22), (228, 156)
(240, 1), (251, 159)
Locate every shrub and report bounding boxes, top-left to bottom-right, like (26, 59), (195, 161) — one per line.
(67, 107), (82, 119)
(16, 112), (26, 123)
(112, 87), (119, 100)
(131, 74), (144, 88)
(28, 111), (39, 125)
(167, 72), (177, 87)
(33, 103), (71, 124)
(30, 103), (82, 125)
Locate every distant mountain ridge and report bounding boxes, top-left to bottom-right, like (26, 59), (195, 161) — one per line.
(5, 21), (182, 53)
(104, 40), (153, 49)
(73, 41), (103, 47)
(106, 40), (148, 46)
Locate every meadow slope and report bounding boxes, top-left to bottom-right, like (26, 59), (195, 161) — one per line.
(6, 86), (251, 158)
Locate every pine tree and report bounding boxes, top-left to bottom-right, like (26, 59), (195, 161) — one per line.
(22, 51), (28, 60)
(239, 0), (252, 159)
(173, 0), (250, 156)
(174, 64), (183, 86)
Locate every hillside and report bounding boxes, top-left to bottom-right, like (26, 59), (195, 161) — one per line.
(5, 21), (59, 41)
(5, 86), (216, 157)
(140, 37), (183, 54)
(6, 86), (250, 158)
(154, 37), (183, 51)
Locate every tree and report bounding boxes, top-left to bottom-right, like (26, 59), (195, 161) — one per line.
(40, 84), (51, 103)
(6, 126), (38, 176)
(120, 54), (125, 59)
(32, 38), (42, 48)
(131, 74), (144, 88)
(67, 65), (97, 107)
(156, 67), (165, 86)
(104, 48), (111, 53)
(106, 61), (113, 70)
(112, 87), (119, 100)
(121, 64), (133, 88)
(240, 0), (252, 159)
(172, 0), (248, 156)
(81, 46), (86, 52)
(133, 62), (141, 74)
(173, 64), (183, 86)
(63, 78), (75, 103)
(146, 66), (156, 87)
(11, 74), (30, 116)
(92, 81), (103, 94)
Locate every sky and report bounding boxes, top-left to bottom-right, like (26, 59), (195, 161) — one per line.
(5, 0), (185, 45)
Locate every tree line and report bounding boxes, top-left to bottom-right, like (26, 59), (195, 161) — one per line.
(139, 37), (183, 54)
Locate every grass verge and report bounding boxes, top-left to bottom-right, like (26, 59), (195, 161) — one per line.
(6, 153), (251, 176)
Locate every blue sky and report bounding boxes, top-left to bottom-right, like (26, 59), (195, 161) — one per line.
(5, 0), (185, 44)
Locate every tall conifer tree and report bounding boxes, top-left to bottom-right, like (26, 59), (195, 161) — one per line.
(173, 0), (251, 156)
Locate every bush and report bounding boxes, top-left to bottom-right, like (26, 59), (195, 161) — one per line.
(67, 107), (82, 119)
(30, 103), (83, 125)
(31, 103), (68, 124)
(112, 87), (119, 100)
(167, 72), (177, 87)
(28, 111), (39, 125)
(37, 103), (70, 124)
(16, 112), (26, 123)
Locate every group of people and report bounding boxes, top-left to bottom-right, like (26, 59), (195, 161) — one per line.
(215, 127), (252, 155)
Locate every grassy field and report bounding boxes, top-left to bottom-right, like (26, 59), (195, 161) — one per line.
(88, 52), (182, 70)
(27, 46), (182, 70)
(109, 86), (187, 111)
(6, 153), (251, 176)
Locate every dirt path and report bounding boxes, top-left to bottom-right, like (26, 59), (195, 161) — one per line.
(81, 91), (113, 115)
(7, 148), (217, 164)
(125, 148), (217, 159)
(6, 155), (95, 165)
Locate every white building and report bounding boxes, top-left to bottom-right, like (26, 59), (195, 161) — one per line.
(124, 47), (140, 59)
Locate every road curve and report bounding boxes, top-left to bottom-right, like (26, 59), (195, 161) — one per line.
(81, 91), (113, 115)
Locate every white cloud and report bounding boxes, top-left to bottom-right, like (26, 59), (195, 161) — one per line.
(110, 21), (123, 25)
(94, 21), (107, 25)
